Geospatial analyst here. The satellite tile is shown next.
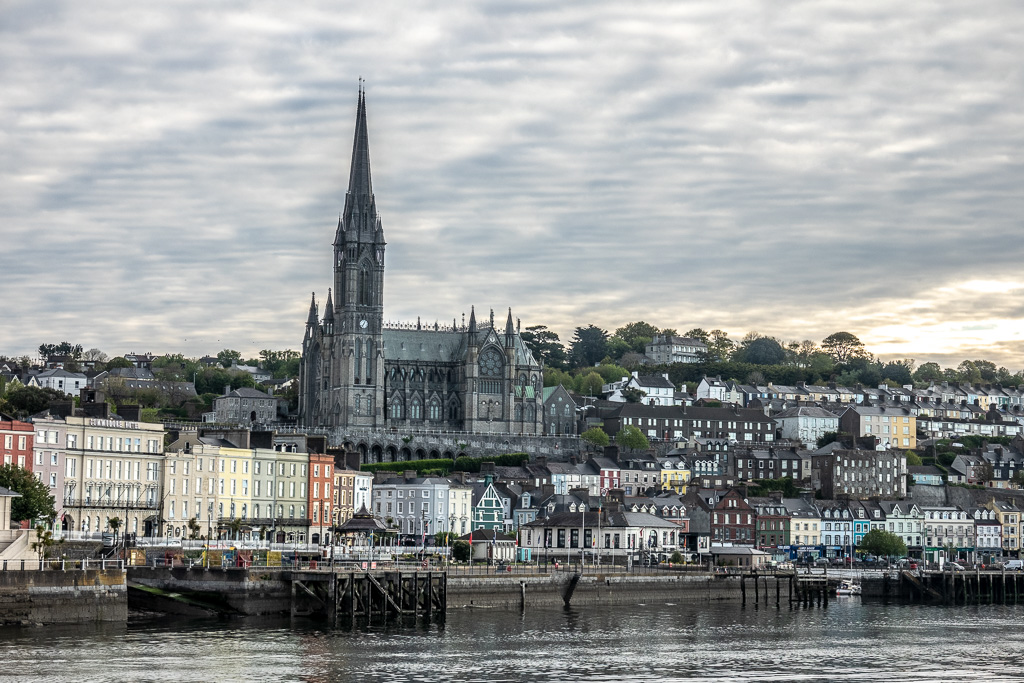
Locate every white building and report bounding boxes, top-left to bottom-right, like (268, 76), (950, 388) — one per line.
(773, 406), (839, 447)
(30, 369), (87, 396)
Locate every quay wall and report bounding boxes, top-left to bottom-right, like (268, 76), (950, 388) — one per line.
(0, 569), (127, 625)
(447, 573), (767, 609)
(127, 567), (293, 615)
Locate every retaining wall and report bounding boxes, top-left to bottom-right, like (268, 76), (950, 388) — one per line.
(0, 569), (127, 625)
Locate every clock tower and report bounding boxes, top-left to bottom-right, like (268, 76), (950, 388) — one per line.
(301, 85), (386, 428)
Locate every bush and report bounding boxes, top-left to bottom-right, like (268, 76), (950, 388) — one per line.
(452, 540), (471, 562)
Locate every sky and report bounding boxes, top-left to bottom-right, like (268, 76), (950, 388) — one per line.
(2, 1), (1023, 370)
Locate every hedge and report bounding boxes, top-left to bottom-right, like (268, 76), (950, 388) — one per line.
(361, 452), (530, 475)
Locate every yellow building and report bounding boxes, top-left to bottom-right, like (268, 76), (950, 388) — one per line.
(840, 406), (917, 450)
(659, 458), (691, 494)
(986, 499), (1020, 554)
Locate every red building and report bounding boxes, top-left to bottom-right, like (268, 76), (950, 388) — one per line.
(308, 453), (334, 546)
(0, 415), (33, 469)
(711, 488), (755, 546)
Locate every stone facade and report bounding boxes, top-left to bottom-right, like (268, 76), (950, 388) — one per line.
(299, 88), (544, 436)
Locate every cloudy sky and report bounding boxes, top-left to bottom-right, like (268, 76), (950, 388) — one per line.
(3, 1), (1023, 369)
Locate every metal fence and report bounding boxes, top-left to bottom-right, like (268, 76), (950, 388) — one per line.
(0, 558), (125, 572)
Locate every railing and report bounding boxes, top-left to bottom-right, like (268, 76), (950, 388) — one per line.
(0, 558), (125, 571)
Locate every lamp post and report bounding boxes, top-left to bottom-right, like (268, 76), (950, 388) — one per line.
(205, 502), (213, 569)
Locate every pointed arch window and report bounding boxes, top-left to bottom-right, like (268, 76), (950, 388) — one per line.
(514, 404), (523, 421)
(410, 398), (422, 420)
(389, 398), (403, 419)
(429, 397), (441, 421)
(358, 263), (372, 306)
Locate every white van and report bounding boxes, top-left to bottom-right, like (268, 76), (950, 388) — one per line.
(1005, 560), (1024, 570)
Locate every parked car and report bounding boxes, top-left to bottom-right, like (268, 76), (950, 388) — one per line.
(948, 562), (965, 571)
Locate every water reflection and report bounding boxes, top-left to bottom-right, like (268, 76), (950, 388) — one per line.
(3, 602), (1024, 682)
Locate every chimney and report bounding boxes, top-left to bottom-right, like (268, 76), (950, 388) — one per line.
(769, 490), (783, 502)
(117, 404), (141, 422)
(48, 401), (74, 419)
(604, 445), (620, 463)
(480, 461), (496, 475)
(404, 470), (417, 482)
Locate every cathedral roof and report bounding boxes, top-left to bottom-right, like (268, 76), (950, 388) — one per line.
(382, 329), (467, 364)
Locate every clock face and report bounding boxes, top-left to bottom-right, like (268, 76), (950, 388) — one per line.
(359, 319), (368, 329)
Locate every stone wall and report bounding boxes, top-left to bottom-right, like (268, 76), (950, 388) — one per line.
(127, 566), (294, 616)
(0, 568), (126, 625)
(448, 572), (753, 609)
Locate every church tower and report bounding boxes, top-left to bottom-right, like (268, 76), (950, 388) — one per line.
(300, 86), (386, 428)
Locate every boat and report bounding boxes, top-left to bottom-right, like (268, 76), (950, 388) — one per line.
(836, 579), (862, 596)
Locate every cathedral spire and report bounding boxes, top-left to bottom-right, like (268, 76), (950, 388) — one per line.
(306, 292), (318, 325)
(504, 308), (515, 335)
(347, 86), (373, 199)
(468, 306), (477, 334)
(323, 288), (335, 323)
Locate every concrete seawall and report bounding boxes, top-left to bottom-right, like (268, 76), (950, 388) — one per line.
(0, 569), (127, 625)
(448, 573), (760, 609)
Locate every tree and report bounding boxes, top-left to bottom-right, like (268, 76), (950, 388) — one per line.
(621, 388), (647, 403)
(216, 349), (242, 368)
(881, 360), (914, 386)
(521, 325), (568, 369)
(0, 465), (56, 523)
(108, 517), (122, 546)
(706, 329), (735, 362)
(913, 362), (944, 384)
(616, 425), (650, 451)
(1, 386), (67, 418)
(187, 517), (201, 540)
(612, 321), (661, 354)
(580, 427), (610, 448)
(957, 360), (982, 383)
(569, 326), (609, 369)
(81, 348), (108, 363)
(228, 517), (244, 540)
(821, 332), (866, 364)
(575, 371), (604, 397)
(858, 528), (908, 559)
(737, 337), (786, 365)
(451, 540), (471, 562)
(31, 525), (62, 561)
(593, 363), (630, 385)
(816, 431), (840, 449)
(684, 328), (710, 343)
(973, 461), (994, 485)
(105, 356), (134, 371)
(905, 451), (922, 466)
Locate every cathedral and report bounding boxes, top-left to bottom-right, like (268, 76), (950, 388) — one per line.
(298, 88), (544, 434)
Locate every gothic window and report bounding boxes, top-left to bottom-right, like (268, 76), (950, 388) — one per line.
(564, 405), (571, 416)
(515, 404), (523, 421)
(518, 373), (528, 387)
(480, 348), (503, 394)
(526, 405), (536, 422)
(429, 398), (441, 421)
(355, 339), (363, 382)
(448, 401), (459, 420)
(550, 405), (556, 416)
(411, 398), (422, 420)
(390, 399), (403, 419)
(355, 396), (361, 415)
(358, 264), (372, 306)
(365, 339), (374, 382)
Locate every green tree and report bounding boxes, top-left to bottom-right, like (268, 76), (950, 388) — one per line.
(108, 517), (122, 545)
(216, 349), (243, 368)
(905, 451), (922, 466)
(593, 363), (629, 385)
(569, 325), (609, 368)
(912, 361), (944, 384)
(621, 388), (646, 403)
(822, 331), (866, 364)
(684, 328), (710, 343)
(816, 431), (840, 449)
(452, 540), (471, 562)
(104, 356), (134, 371)
(0, 465), (56, 523)
(612, 321), (661, 354)
(31, 525), (62, 560)
(580, 427), (610, 448)
(974, 461), (994, 485)
(2, 386), (67, 417)
(575, 371), (604, 396)
(857, 528), (908, 559)
(228, 517), (244, 540)
(616, 425), (650, 451)
(187, 517), (201, 540)
(736, 337), (786, 365)
(520, 325), (568, 369)
(881, 360), (914, 386)
(706, 329), (735, 362)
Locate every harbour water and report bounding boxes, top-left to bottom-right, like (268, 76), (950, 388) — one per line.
(3, 600), (1024, 682)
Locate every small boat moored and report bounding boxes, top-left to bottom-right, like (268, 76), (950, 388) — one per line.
(836, 579), (862, 596)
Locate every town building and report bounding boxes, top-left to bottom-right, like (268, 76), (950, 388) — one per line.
(645, 335), (707, 364)
(812, 449), (906, 499)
